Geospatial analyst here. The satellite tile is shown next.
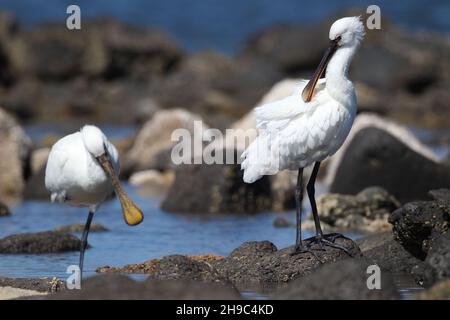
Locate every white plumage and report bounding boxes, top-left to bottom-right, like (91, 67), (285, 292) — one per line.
(45, 125), (143, 276)
(45, 125), (119, 210)
(241, 17), (364, 184)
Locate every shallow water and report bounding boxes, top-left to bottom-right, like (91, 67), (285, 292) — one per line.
(0, 184), (323, 279)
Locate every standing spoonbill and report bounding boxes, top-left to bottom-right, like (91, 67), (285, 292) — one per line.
(45, 125), (144, 276)
(241, 17), (365, 256)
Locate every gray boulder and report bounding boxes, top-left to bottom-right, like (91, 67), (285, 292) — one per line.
(330, 127), (450, 203)
(0, 231), (83, 254)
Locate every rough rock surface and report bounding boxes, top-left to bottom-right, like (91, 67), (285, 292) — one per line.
(0, 231), (83, 254)
(41, 275), (240, 300)
(153, 255), (230, 285)
(273, 258), (399, 300)
(211, 240), (361, 288)
(389, 200), (450, 260)
(314, 187), (400, 233)
(357, 232), (422, 274)
(330, 127), (450, 203)
(412, 231), (450, 287)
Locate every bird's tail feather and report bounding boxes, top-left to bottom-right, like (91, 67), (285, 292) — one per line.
(241, 133), (280, 183)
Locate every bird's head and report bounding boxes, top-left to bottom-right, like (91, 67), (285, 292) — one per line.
(81, 125), (107, 158)
(302, 16), (365, 102)
(329, 16), (365, 48)
(80, 125), (144, 226)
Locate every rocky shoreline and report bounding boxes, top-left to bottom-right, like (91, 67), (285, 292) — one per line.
(0, 9), (449, 300)
(2, 189), (449, 299)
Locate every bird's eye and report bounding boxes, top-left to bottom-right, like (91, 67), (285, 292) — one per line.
(335, 35), (342, 42)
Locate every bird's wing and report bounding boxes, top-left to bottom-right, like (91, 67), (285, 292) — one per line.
(255, 79), (326, 132)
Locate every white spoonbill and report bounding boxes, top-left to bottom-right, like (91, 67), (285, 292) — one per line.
(241, 17), (365, 256)
(45, 125), (144, 275)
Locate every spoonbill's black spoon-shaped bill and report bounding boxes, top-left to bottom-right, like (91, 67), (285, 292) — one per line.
(45, 125), (144, 277)
(241, 17), (365, 258)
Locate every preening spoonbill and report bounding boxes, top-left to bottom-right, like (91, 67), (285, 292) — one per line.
(241, 17), (365, 256)
(45, 125), (144, 276)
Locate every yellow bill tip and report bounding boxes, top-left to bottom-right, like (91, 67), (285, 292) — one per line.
(123, 204), (144, 226)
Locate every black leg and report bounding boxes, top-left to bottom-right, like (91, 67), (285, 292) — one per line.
(294, 168), (304, 250)
(79, 210), (94, 279)
(304, 162), (353, 256)
(307, 162), (323, 238)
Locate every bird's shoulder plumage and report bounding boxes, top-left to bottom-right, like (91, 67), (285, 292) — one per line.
(255, 79), (328, 132)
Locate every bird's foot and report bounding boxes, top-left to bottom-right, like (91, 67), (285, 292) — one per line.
(304, 233), (353, 257)
(290, 244), (323, 263)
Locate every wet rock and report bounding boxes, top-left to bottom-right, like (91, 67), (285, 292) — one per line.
(0, 107), (31, 202)
(273, 258), (399, 300)
(42, 274), (240, 300)
(416, 278), (450, 300)
(96, 255), (224, 275)
(357, 232), (422, 274)
(129, 169), (175, 197)
(161, 159), (272, 214)
(412, 231), (450, 287)
(153, 255), (230, 285)
(0, 231), (83, 254)
(54, 224), (109, 233)
(329, 126), (450, 203)
(0, 201), (10, 217)
(389, 200), (450, 260)
(212, 240), (361, 288)
(313, 187), (400, 233)
(122, 109), (208, 176)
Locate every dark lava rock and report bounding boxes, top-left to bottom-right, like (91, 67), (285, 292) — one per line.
(211, 240), (361, 288)
(389, 201), (450, 260)
(0, 201), (10, 217)
(41, 274), (240, 300)
(330, 127), (450, 203)
(357, 232), (422, 274)
(0, 231), (83, 254)
(0, 277), (64, 293)
(316, 187), (400, 232)
(273, 259), (399, 300)
(428, 189), (450, 204)
(161, 161), (272, 214)
(153, 255), (230, 285)
(412, 231), (450, 287)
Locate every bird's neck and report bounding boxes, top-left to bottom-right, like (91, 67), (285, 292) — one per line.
(325, 44), (358, 105)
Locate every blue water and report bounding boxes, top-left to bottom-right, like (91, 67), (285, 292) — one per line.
(0, 184), (317, 279)
(0, 0), (448, 54)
